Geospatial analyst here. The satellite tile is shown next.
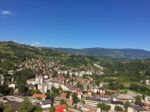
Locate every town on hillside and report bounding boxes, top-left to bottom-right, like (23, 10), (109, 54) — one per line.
(1, 0), (150, 111)
(0, 57), (150, 112)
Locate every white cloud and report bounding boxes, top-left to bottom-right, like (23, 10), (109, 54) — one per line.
(32, 42), (40, 47)
(1, 10), (12, 16)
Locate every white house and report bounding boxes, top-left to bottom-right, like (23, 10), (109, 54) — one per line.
(75, 72), (79, 76)
(35, 75), (43, 85)
(61, 84), (70, 91)
(38, 84), (48, 93)
(40, 99), (52, 109)
(79, 72), (84, 77)
(43, 75), (48, 79)
(27, 79), (36, 86)
(0, 75), (4, 85)
(8, 83), (16, 89)
(64, 70), (68, 75)
(86, 71), (92, 75)
(8, 70), (14, 75)
(78, 104), (99, 112)
(51, 82), (60, 89)
(145, 80), (150, 85)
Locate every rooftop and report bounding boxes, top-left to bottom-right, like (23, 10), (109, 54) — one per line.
(41, 99), (52, 105)
(33, 94), (47, 99)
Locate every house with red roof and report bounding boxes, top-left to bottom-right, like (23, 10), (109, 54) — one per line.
(32, 93), (47, 100)
(55, 104), (67, 112)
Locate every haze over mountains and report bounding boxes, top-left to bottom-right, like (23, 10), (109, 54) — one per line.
(52, 47), (150, 59)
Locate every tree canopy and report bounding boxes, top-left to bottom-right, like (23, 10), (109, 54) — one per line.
(20, 97), (33, 112)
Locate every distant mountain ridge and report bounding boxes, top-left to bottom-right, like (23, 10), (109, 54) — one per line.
(52, 47), (150, 59)
(0, 41), (150, 59)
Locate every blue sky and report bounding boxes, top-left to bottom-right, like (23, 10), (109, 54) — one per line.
(0, 0), (150, 50)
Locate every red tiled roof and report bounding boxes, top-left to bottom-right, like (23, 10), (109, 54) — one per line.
(56, 104), (67, 109)
(33, 94), (47, 99)
(55, 104), (67, 112)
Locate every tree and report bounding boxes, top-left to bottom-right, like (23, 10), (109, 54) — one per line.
(33, 106), (42, 112)
(142, 95), (145, 101)
(135, 95), (142, 105)
(17, 83), (28, 93)
(0, 103), (3, 112)
(104, 105), (111, 112)
(76, 82), (84, 90)
(72, 93), (79, 104)
(0, 107), (3, 112)
(65, 91), (71, 98)
(26, 89), (41, 96)
(20, 97), (33, 112)
(114, 106), (123, 112)
(109, 81), (124, 90)
(124, 101), (130, 112)
(51, 86), (60, 97)
(81, 97), (85, 104)
(97, 103), (111, 112)
(49, 105), (55, 112)
(60, 99), (66, 105)
(3, 104), (14, 112)
(74, 105), (77, 109)
(14, 68), (35, 93)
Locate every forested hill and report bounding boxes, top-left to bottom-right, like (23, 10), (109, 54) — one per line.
(0, 41), (97, 67)
(1, 41), (150, 60)
(53, 47), (150, 59)
(0, 41), (58, 59)
(0, 41), (150, 83)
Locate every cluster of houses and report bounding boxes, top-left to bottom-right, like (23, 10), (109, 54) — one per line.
(26, 74), (150, 112)
(2, 89), (150, 112)
(27, 74), (94, 97)
(22, 58), (104, 77)
(1, 92), (69, 112)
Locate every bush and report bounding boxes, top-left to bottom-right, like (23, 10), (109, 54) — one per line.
(115, 106), (123, 112)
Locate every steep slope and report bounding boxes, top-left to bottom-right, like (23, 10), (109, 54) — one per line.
(0, 41), (57, 59)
